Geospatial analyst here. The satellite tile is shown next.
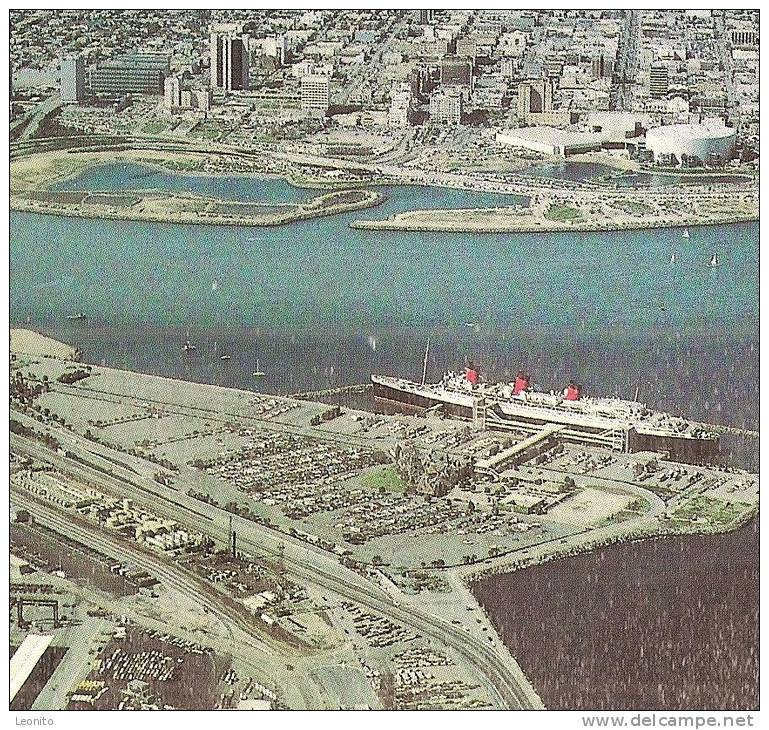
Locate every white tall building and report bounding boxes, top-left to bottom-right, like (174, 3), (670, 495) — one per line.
(191, 88), (212, 112)
(388, 82), (413, 129)
(163, 75), (182, 113)
(262, 35), (288, 67)
(210, 23), (249, 91)
(429, 90), (463, 125)
(60, 54), (85, 103)
(300, 74), (330, 113)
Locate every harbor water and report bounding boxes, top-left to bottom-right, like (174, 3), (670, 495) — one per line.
(10, 163), (759, 708)
(472, 518), (759, 710)
(11, 165), (759, 454)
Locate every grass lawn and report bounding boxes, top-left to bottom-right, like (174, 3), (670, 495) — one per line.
(544, 203), (583, 222)
(191, 122), (225, 140)
(672, 495), (750, 528)
(142, 119), (169, 135)
(616, 200), (652, 216)
(362, 466), (407, 493)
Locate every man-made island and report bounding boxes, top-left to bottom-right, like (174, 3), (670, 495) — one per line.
(10, 149), (382, 227)
(10, 142), (758, 233)
(350, 187), (757, 234)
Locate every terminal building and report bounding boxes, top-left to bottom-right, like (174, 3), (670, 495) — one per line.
(88, 53), (169, 96)
(644, 122), (736, 166)
(496, 126), (603, 157)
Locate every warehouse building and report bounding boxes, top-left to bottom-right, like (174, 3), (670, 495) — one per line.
(496, 126), (603, 156)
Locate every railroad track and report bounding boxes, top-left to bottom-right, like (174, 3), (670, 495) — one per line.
(13, 434), (543, 709)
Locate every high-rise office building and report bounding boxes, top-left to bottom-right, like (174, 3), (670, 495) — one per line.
(731, 28), (758, 47)
(262, 35), (288, 67)
(517, 78), (552, 119)
(418, 9), (435, 24)
(60, 54), (85, 103)
(649, 65), (669, 99)
(440, 56), (473, 90)
(88, 53), (169, 96)
(300, 74), (330, 113)
(191, 88), (212, 112)
(163, 75), (182, 113)
(429, 90), (463, 125)
(591, 53), (613, 80)
(210, 23), (249, 91)
(455, 37), (477, 61)
(388, 82), (413, 129)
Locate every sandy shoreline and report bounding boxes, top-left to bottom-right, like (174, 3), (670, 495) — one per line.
(10, 328), (78, 359)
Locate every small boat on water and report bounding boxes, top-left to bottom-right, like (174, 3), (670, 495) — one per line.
(707, 253), (721, 268)
(220, 354), (231, 361)
(67, 312), (87, 321)
(682, 228), (690, 239)
(252, 359), (265, 377)
(670, 253), (677, 264)
(183, 328), (197, 352)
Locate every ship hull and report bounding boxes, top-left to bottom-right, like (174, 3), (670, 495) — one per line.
(628, 430), (720, 466)
(372, 380), (473, 419)
(372, 377), (720, 465)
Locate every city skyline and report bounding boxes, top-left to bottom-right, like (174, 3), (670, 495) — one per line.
(8, 7), (761, 721)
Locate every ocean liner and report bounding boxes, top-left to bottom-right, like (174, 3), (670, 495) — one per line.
(371, 372), (720, 465)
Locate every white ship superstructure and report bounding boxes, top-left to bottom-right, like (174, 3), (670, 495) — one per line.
(371, 372), (720, 463)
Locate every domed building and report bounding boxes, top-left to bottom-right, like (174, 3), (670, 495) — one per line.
(645, 122), (736, 166)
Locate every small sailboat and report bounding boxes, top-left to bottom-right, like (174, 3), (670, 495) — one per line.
(707, 253), (721, 268)
(681, 228), (690, 239)
(183, 328), (196, 352)
(252, 359), (265, 377)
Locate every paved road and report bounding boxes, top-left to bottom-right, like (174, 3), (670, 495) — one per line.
(11, 489), (334, 710)
(611, 9), (640, 112)
(12, 432), (543, 709)
(13, 93), (60, 142)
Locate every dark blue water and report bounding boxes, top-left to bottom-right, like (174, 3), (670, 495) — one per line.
(524, 162), (614, 182)
(474, 518), (759, 710)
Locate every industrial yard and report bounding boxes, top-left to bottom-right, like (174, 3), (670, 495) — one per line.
(9, 331), (759, 710)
